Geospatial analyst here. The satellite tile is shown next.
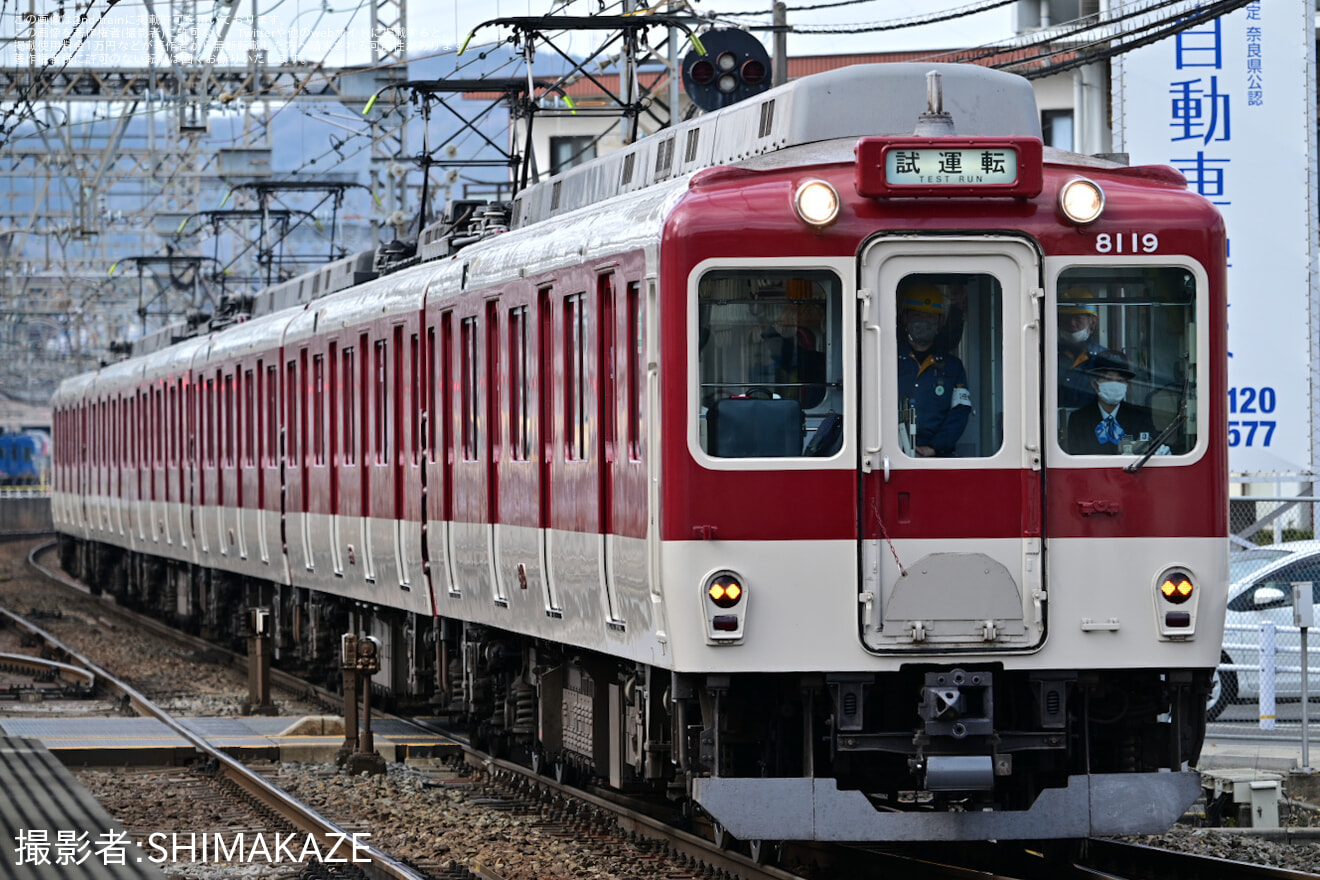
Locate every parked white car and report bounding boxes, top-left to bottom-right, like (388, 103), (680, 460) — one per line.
(1210, 542), (1320, 720)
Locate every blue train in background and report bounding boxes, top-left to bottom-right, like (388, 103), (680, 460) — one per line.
(0, 430), (51, 486)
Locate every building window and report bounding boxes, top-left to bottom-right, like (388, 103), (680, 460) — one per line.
(550, 135), (597, 175)
(1042, 109), (1073, 151)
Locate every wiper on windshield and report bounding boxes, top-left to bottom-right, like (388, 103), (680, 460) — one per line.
(1126, 365), (1191, 474)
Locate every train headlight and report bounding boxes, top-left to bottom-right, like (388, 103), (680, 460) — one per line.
(794, 180), (840, 227)
(1059, 177), (1105, 224)
(703, 570), (747, 643)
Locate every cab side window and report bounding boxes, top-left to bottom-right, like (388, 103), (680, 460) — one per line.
(1055, 267), (1198, 457)
(697, 269), (843, 458)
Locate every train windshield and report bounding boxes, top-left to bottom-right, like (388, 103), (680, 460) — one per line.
(1055, 266), (1197, 457)
(697, 268), (844, 458)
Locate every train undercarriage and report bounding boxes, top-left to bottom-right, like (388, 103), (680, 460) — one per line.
(59, 535), (1212, 842)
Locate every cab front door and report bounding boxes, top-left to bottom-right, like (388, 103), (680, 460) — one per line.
(858, 236), (1046, 652)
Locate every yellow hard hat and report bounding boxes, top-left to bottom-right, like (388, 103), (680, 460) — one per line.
(900, 282), (945, 315)
(1058, 287), (1098, 316)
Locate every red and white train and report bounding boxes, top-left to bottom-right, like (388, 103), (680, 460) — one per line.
(52, 62), (1227, 844)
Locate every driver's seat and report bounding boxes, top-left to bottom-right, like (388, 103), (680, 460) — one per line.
(707, 397), (804, 457)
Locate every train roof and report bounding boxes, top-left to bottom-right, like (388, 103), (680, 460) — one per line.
(509, 62), (1041, 228)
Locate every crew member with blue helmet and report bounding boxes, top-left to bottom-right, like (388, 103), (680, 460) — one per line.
(1058, 289), (1108, 408)
(897, 283), (971, 457)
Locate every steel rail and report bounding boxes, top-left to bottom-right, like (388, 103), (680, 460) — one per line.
(0, 651), (95, 689)
(0, 598), (428, 880)
(25, 540), (343, 709)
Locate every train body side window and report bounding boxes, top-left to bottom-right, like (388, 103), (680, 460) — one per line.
(461, 318), (479, 461)
(697, 269), (844, 458)
(245, 369), (256, 467)
(285, 361), (298, 465)
(509, 306), (530, 461)
(266, 365), (278, 465)
(565, 293), (586, 461)
(313, 355), (326, 466)
(374, 340), (389, 465)
(342, 348), (356, 466)
(1055, 267), (1198, 457)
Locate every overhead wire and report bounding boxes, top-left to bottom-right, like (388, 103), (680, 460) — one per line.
(708, 0), (1018, 28)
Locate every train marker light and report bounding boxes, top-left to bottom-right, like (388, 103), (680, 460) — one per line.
(708, 574), (744, 608)
(1159, 572), (1195, 604)
(704, 570), (747, 643)
(795, 180), (840, 227)
(1059, 177), (1105, 224)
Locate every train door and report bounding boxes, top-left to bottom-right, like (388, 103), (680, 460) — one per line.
(306, 347), (331, 574)
(181, 379), (194, 550)
(112, 396), (124, 537)
(151, 383), (166, 545)
(435, 311), (462, 598)
(857, 236), (1045, 652)
(198, 379), (213, 554)
(291, 353), (311, 572)
(334, 339), (362, 576)
(167, 379), (180, 547)
(596, 273), (624, 625)
(450, 313), (491, 597)
(393, 324), (413, 590)
(484, 303), (505, 604)
(537, 288), (561, 614)
(256, 360), (273, 565)
(365, 333), (390, 584)
(326, 342), (343, 575)
(221, 369), (240, 557)
(238, 366), (256, 560)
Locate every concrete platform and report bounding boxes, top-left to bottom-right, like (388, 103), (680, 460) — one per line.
(0, 716), (460, 766)
(1198, 735), (1320, 812)
(0, 735), (167, 878)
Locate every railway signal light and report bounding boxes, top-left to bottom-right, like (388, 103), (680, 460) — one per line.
(682, 28), (773, 112)
(357, 635), (382, 675)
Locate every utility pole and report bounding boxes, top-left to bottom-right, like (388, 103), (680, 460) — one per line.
(773, 2), (788, 86)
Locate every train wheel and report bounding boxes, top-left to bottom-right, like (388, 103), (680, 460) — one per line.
(711, 821), (732, 850)
(1207, 651), (1237, 721)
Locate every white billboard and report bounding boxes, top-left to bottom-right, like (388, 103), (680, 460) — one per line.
(1113, 0), (1318, 475)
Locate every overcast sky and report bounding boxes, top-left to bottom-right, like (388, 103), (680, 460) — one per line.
(424, 0), (1019, 61)
(10, 0), (1021, 73)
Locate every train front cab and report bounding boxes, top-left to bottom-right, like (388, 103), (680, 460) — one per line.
(677, 163), (1225, 841)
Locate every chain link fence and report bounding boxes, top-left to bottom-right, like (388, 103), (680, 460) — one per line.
(1213, 494), (1320, 745)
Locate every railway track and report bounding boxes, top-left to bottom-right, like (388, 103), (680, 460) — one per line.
(0, 598), (452, 880)
(10, 537), (1320, 880)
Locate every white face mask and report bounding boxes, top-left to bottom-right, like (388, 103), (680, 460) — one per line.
(907, 317), (938, 345)
(1063, 328), (1091, 345)
(1096, 380), (1127, 406)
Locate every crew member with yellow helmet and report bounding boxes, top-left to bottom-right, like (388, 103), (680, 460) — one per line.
(1058, 288), (1108, 408)
(897, 282), (971, 457)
